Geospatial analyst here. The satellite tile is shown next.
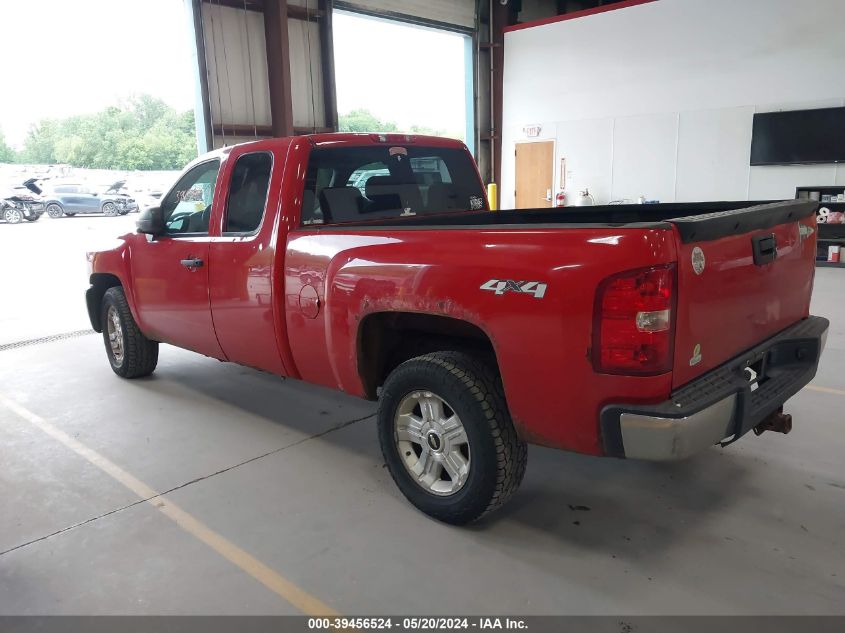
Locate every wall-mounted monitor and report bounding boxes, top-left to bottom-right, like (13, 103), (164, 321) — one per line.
(750, 107), (845, 166)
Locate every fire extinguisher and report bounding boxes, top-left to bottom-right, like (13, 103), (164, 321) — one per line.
(554, 190), (566, 207)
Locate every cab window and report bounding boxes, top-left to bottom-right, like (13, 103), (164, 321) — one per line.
(301, 146), (486, 226)
(160, 160), (220, 235)
(224, 152), (272, 235)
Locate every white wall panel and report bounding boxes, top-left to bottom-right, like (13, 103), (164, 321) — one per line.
(202, 3), (272, 129)
(749, 164), (838, 201)
(675, 107), (753, 202)
(611, 113), (677, 203)
(555, 117), (613, 207)
(502, 0), (845, 205)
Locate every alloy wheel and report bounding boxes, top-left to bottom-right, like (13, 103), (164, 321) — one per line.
(106, 305), (125, 365)
(394, 390), (471, 496)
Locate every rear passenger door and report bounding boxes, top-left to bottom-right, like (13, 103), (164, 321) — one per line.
(208, 149), (288, 375)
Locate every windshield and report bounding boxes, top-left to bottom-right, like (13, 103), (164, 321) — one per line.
(301, 145), (486, 225)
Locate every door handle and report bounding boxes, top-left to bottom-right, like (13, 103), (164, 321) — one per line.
(180, 258), (204, 268)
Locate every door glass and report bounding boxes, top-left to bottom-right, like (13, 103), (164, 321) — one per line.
(161, 160), (221, 235)
(224, 152), (272, 234)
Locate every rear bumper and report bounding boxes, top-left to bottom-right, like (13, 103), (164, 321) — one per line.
(600, 316), (829, 461)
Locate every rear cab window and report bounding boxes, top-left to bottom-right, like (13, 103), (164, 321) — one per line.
(301, 144), (486, 226)
(224, 152), (272, 235)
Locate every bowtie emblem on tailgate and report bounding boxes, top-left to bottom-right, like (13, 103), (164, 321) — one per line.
(799, 224), (815, 241)
(480, 279), (548, 299)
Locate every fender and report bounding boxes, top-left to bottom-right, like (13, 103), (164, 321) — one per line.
(86, 236), (145, 334)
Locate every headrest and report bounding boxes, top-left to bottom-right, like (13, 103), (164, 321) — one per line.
(365, 176), (397, 200)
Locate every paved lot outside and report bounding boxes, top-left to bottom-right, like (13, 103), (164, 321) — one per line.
(0, 213), (137, 345)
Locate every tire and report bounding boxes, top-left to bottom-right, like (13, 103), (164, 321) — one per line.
(3, 208), (23, 224)
(102, 202), (118, 217)
(378, 351), (527, 525)
(46, 203), (64, 218)
(100, 286), (158, 378)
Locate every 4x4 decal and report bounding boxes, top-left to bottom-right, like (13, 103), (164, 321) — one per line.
(480, 279), (548, 299)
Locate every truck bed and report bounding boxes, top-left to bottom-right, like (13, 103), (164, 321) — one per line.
(320, 200), (817, 243)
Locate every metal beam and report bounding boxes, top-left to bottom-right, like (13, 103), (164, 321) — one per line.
(490, 0), (517, 206)
(187, 0), (213, 153)
(201, 0), (264, 11)
(263, 0), (295, 137)
(213, 124), (332, 137)
(318, 0), (338, 131)
(288, 4), (324, 21)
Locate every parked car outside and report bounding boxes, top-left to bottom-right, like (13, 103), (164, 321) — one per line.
(44, 182), (139, 218)
(1, 178), (45, 224)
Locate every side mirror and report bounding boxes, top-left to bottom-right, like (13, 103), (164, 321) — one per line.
(137, 206), (165, 236)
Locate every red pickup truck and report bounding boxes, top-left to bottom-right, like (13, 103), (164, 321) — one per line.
(86, 133), (828, 524)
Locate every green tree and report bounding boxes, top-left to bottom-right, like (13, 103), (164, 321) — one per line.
(338, 109), (398, 133)
(17, 95), (197, 170)
(338, 108), (463, 141)
(0, 127), (15, 163)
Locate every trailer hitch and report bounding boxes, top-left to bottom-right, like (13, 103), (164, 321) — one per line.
(753, 407), (792, 435)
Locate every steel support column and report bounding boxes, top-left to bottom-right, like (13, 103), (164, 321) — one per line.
(263, 0), (295, 137)
(318, 0), (338, 131)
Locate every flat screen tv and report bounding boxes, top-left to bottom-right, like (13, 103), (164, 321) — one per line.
(750, 107), (845, 166)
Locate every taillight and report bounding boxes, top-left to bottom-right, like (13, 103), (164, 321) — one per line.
(592, 264), (676, 375)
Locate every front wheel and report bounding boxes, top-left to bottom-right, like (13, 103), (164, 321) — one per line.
(102, 202), (118, 216)
(3, 208), (23, 224)
(378, 351), (527, 525)
(101, 286), (159, 378)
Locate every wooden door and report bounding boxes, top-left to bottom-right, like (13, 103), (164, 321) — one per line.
(515, 141), (554, 209)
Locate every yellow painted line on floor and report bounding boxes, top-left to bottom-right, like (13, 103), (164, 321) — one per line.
(0, 393), (338, 617)
(806, 384), (845, 397)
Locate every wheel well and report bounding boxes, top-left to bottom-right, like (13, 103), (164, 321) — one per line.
(357, 312), (498, 399)
(87, 273), (122, 332)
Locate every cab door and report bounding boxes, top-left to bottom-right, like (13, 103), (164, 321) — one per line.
(208, 148), (288, 375)
(130, 159), (225, 359)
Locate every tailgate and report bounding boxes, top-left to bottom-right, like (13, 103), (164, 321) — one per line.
(670, 201), (818, 389)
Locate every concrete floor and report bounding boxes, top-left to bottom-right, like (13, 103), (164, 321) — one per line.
(0, 216), (843, 615)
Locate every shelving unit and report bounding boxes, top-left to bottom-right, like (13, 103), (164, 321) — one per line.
(795, 186), (845, 267)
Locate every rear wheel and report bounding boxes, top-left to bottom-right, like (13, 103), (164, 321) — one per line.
(46, 203), (64, 218)
(101, 286), (158, 378)
(378, 351), (527, 525)
(103, 202), (118, 217)
(4, 208), (23, 224)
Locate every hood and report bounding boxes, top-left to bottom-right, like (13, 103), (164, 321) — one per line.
(105, 180), (127, 193)
(23, 178), (42, 195)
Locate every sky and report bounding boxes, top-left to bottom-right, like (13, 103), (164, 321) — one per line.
(0, 0), (196, 148)
(332, 11), (469, 136)
(0, 2), (469, 148)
